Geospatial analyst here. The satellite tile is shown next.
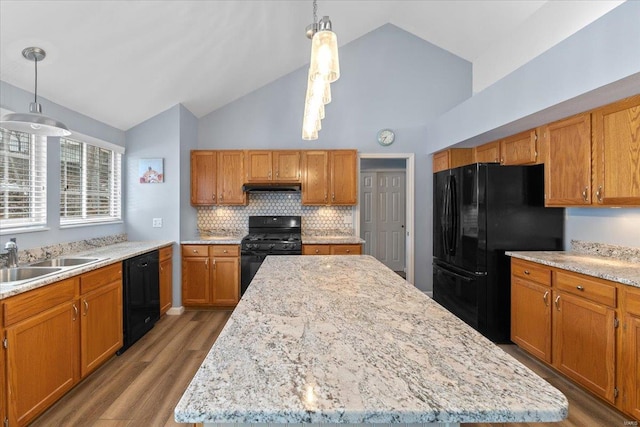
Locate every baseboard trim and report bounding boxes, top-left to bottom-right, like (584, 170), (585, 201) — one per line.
(166, 306), (185, 315)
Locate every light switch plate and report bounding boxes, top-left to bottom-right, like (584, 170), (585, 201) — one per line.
(152, 218), (163, 228)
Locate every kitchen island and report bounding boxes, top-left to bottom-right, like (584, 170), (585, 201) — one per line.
(175, 255), (567, 426)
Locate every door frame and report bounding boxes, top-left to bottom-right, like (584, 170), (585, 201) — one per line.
(355, 153), (415, 285)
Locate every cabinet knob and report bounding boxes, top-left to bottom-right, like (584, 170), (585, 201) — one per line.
(315, 249), (319, 254)
(223, 250), (228, 253)
(346, 249), (350, 253)
(523, 270), (530, 275)
(193, 249), (199, 254)
(576, 285), (585, 291)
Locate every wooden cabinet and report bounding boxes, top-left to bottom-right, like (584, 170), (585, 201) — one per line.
(190, 150), (217, 205)
(621, 285), (640, 419)
(246, 150), (300, 182)
(303, 244), (362, 255)
(592, 94), (640, 206)
(510, 259), (552, 363)
(542, 113), (592, 206)
(159, 245), (173, 315)
(301, 150), (357, 205)
(432, 148), (473, 172)
(4, 278), (80, 427)
(79, 264), (123, 378)
(191, 150), (246, 206)
(500, 129), (539, 165)
(474, 141), (500, 163)
(181, 244), (240, 307)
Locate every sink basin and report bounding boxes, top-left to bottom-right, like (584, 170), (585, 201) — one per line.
(30, 257), (100, 267)
(0, 267), (62, 284)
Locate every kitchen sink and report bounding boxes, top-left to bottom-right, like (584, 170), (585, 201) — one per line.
(30, 257), (100, 267)
(0, 267), (62, 284)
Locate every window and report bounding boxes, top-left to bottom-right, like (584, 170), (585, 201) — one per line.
(60, 137), (122, 225)
(0, 128), (47, 230)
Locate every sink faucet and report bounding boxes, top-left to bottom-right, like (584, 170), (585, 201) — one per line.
(4, 238), (18, 268)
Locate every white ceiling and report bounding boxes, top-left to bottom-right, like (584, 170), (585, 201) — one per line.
(0, 1), (623, 131)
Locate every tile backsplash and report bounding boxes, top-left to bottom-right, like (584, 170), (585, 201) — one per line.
(197, 193), (354, 234)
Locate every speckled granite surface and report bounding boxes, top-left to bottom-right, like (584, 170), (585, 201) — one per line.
(0, 240), (174, 299)
(175, 255), (567, 424)
(507, 241), (640, 288)
(181, 235), (245, 245)
(301, 235), (365, 244)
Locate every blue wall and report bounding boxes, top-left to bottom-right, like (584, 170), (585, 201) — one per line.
(196, 24), (473, 291)
(0, 81), (126, 250)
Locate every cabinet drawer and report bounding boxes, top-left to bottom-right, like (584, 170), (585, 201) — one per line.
(330, 244), (361, 255)
(4, 277), (78, 327)
(159, 246), (172, 261)
(554, 270), (616, 307)
(80, 263), (122, 295)
(624, 286), (640, 316)
(303, 245), (331, 255)
(209, 245), (239, 257)
(182, 245), (209, 257)
(511, 258), (551, 286)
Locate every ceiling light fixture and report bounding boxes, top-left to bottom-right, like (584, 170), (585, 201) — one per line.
(0, 47), (71, 137)
(302, 0), (340, 140)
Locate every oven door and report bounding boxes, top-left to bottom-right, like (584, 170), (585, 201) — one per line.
(240, 252), (267, 295)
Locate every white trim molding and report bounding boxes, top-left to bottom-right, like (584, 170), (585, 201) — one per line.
(166, 306), (185, 315)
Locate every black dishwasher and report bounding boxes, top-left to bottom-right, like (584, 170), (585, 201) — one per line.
(117, 250), (160, 355)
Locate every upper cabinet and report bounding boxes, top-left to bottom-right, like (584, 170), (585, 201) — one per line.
(191, 150), (246, 206)
(500, 129), (539, 165)
(302, 150), (357, 206)
(474, 141), (501, 164)
(592, 95), (640, 206)
(543, 113), (592, 206)
(432, 148), (473, 173)
(246, 150), (301, 182)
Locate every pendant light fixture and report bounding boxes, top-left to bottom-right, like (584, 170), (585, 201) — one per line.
(302, 0), (340, 140)
(0, 47), (71, 137)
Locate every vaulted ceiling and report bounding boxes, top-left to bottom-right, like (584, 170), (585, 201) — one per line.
(0, 1), (623, 130)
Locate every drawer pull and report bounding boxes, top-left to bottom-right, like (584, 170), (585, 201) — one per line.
(72, 304), (78, 321)
(543, 291), (549, 306)
(223, 250), (228, 253)
(576, 285), (585, 291)
(523, 270), (530, 275)
(582, 187), (588, 202)
(346, 249), (350, 253)
(554, 295), (561, 311)
(315, 249), (319, 254)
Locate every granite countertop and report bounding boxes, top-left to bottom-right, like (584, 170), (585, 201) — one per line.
(301, 235), (365, 244)
(181, 234), (245, 245)
(175, 255), (567, 424)
(0, 240), (174, 299)
(507, 251), (640, 288)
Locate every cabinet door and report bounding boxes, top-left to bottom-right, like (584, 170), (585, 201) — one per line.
(274, 151), (300, 181)
(212, 256), (239, 306)
(6, 302), (79, 426)
(553, 291), (616, 403)
(330, 150), (357, 205)
(432, 151), (449, 173)
(330, 244), (361, 255)
(511, 277), (552, 363)
(501, 129), (538, 165)
(217, 150), (246, 205)
(302, 244), (331, 255)
(246, 150), (272, 182)
(80, 281), (122, 378)
(302, 151), (329, 205)
(474, 141), (500, 163)
(181, 257), (211, 306)
(543, 113), (592, 206)
(623, 312), (640, 419)
(191, 151), (217, 205)
(592, 95), (640, 206)
(159, 256), (173, 315)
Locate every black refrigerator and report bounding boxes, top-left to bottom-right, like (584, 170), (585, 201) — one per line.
(433, 163), (563, 343)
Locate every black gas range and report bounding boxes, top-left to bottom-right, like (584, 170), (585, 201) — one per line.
(240, 216), (302, 295)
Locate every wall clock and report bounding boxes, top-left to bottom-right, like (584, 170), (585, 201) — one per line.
(377, 129), (395, 146)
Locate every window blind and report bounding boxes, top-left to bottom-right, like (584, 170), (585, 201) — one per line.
(60, 137), (121, 225)
(0, 128), (47, 229)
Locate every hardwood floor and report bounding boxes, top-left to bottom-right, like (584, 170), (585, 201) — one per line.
(32, 311), (632, 426)
(31, 310), (232, 427)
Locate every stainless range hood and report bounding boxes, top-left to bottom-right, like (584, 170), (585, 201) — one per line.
(242, 183), (301, 192)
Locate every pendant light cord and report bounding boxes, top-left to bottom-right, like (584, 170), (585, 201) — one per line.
(33, 56), (38, 104)
(313, 0), (317, 24)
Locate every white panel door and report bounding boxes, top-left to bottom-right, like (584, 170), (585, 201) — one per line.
(360, 172), (376, 256)
(377, 172), (406, 272)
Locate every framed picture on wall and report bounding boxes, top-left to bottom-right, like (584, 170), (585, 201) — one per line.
(139, 158), (164, 183)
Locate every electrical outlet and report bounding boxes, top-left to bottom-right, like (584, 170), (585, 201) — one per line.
(152, 218), (163, 228)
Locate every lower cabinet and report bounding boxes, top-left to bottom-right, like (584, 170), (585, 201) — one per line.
(302, 244), (362, 255)
(181, 244), (240, 307)
(159, 245), (173, 315)
(622, 286), (640, 419)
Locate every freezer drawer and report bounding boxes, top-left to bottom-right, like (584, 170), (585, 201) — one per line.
(433, 263), (486, 332)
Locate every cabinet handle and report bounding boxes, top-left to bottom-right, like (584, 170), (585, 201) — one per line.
(324, 193), (328, 202)
(543, 290), (549, 306)
(220, 194), (224, 201)
(315, 249), (319, 254)
(523, 270), (530, 275)
(596, 186), (603, 202)
(83, 299), (89, 316)
(212, 193), (216, 200)
(554, 295), (561, 311)
(582, 187), (588, 202)
(213, 259), (216, 269)
(500, 157), (504, 164)
(346, 249), (350, 253)
(332, 193), (335, 201)
(223, 249), (228, 253)
(205, 258), (208, 268)
(72, 304), (78, 321)
(268, 171), (272, 179)
(193, 249), (199, 254)
(276, 170), (279, 178)
(576, 285), (585, 291)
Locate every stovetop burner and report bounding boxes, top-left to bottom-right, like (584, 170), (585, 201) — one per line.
(245, 233), (301, 242)
(241, 216), (302, 253)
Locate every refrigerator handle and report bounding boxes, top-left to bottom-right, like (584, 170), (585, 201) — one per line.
(434, 264), (473, 282)
(442, 178), (450, 255)
(449, 174), (458, 256)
